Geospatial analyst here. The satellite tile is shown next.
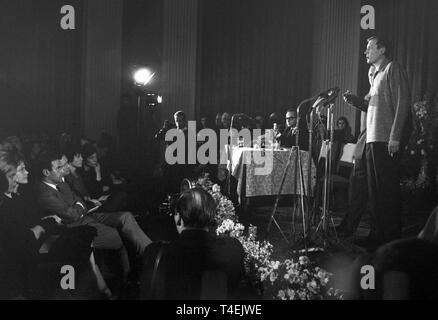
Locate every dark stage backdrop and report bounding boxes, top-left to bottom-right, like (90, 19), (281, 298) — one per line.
(358, 0), (438, 103)
(0, 0), (84, 137)
(197, 0), (314, 120)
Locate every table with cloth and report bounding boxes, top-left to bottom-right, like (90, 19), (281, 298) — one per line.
(230, 147), (317, 202)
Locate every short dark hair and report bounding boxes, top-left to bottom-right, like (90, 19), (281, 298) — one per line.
(35, 149), (64, 178)
(81, 143), (97, 160)
(367, 35), (393, 60)
(286, 109), (297, 115)
(64, 144), (82, 163)
(337, 116), (350, 127)
(175, 188), (216, 229)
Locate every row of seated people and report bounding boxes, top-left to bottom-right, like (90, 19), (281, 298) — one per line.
(155, 109), (356, 197)
(0, 136), (246, 299)
(0, 141), (151, 299)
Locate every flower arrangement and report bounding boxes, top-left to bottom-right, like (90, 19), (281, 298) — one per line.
(194, 174), (342, 300)
(401, 98), (438, 201)
(259, 256), (343, 300)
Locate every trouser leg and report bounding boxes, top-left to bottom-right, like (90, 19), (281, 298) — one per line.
(68, 217), (130, 279)
(92, 211), (152, 255)
(365, 143), (402, 244)
(339, 155), (368, 234)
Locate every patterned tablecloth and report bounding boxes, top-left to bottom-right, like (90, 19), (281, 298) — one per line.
(230, 147), (316, 199)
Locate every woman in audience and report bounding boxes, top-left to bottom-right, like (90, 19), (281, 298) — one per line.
(334, 116), (355, 144)
(64, 145), (104, 209)
(0, 147), (112, 299)
(79, 143), (128, 212)
(141, 188), (245, 300)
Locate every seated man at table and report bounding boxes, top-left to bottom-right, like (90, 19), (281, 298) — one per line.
(276, 109), (309, 150)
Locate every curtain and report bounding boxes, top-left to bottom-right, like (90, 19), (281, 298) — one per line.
(0, 0), (84, 137)
(197, 0), (314, 120)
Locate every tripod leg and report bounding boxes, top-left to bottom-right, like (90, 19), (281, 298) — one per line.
(267, 147), (294, 235)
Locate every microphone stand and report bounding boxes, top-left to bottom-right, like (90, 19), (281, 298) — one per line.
(226, 114), (238, 198)
(315, 102), (339, 248)
(267, 97), (314, 245)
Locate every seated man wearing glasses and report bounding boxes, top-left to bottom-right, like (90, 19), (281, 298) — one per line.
(276, 109), (309, 150)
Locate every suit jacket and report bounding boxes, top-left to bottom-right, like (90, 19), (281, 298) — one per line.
(37, 181), (87, 224)
(143, 229), (245, 299)
(279, 125), (309, 151)
(64, 172), (90, 200)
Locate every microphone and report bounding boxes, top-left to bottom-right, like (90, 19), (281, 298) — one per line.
(311, 87), (340, 109)
(318, 87), (340, 100)
(323, 87), (340, 106)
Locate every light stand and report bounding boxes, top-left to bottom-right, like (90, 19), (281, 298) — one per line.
(132, 68), (155, 166)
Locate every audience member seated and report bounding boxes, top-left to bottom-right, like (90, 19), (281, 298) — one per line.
(64, 145), (127, 213)
(214, 112), (223, 132)
(276, 109), (309, 150)
(221, 112), (232, 131)
(268, 112), (284, 133)
(36, 150), (153, 284)
(140, 188), (245, 299)
(79, 143), (128, 212)
(334, 116), (355, 144)
(2, 136), (24, 154)
(199, 116), (211, 130)
(254, 113), (266, 132)
(96, 132), (118, 173)
(0, 148), (110, 299)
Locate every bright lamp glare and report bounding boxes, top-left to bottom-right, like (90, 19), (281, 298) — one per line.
(134, 68), (155, 86)
(157, 95), (163, 104)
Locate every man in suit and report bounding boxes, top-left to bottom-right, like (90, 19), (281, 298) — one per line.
(276, 109), (309, 150)
(36, 150), (152, 281)
(141, 188), (245, 299)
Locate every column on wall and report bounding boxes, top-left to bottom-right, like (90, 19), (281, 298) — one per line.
(81, 0), (123, 140)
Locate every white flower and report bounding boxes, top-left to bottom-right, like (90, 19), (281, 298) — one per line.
(278, 290), (286, 300)
(298, 256), (310, 265)
(269, 272), (278, 283)
(212, 184), (221, 193)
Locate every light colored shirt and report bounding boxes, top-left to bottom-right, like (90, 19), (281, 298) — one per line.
(366, 59), (411, 143)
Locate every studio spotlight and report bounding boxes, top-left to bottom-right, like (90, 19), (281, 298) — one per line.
(144, 93), (163, 107)
(133, 68), (155, 86)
